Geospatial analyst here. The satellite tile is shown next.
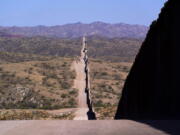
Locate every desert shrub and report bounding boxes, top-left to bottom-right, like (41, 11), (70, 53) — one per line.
(101, 72), (108, 76)
(95, 94), (103, 99)
(99, 84), (106, 88)
(69, 89), (77, 95)
(94, 100), (103, 107)
(114, 74), (121, 80)
(115, 82), (120, 85)
(61, 93), (67, 98)
(122, 66), (129, 72)
(41, 63), (56, 70)
(61, 82), (71, 89)
(28, 67), (33, 74)
(103, 112), (109, 117)
(69, 72), (76, 79)
(108, 85), (112, 89)
(62, 62), (67, 67)
(68, 98), (76, 107)
(20, 102), (38, 109)
(93, 72), (111, 80)
(42, 77), (48, 85)
(46, 72), (58, 79)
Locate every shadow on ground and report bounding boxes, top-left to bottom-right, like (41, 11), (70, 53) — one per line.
(135, 120), (180, 135)
(87, 110), (96, 120)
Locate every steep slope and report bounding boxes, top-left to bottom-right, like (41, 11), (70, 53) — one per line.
(0, 22), (148, 38)
(115, 0), (180, 119)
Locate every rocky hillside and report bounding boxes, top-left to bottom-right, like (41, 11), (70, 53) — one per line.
(0, 22), (148, 38)
(115, 0), (180, 120)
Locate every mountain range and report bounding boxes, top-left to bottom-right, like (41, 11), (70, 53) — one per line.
(0, 22), (148, 38)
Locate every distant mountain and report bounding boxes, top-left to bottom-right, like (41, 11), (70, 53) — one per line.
(0, 22), (148, 39)
(0, 31), (22, 38)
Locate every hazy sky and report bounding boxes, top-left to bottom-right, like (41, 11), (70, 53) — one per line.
(0, 0), (167, 26)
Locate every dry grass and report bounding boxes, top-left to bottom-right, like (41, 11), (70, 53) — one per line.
(89, 58), (132, 119)
(0, 109), (75, 120)
(0, 57), (78, 109)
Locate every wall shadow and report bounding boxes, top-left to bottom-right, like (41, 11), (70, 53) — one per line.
(135, 120), (180, 135)
(87, 110), (96, 120)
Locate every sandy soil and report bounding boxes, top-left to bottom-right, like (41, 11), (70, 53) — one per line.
(72, 38), (89, 120)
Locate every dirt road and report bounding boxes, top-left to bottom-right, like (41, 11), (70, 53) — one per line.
(73, 37), (89, 120)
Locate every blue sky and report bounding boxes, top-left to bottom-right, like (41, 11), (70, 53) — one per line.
(0, 0), (167, 26)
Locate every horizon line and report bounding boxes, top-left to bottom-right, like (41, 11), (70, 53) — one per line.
(0, 21), (149, 27)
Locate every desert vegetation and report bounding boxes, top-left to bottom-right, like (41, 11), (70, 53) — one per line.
(0, 36), (142, 62)
(0, 109), (75, 120)
(0, 35), (138, 120)
(89, 59), (132, 119)
(0, 53), (77, 110)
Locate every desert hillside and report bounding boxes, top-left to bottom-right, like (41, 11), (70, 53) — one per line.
(0, 53), (78, 120)
(0, 30), (141, 120)
(0, 36), (142, 62)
